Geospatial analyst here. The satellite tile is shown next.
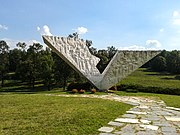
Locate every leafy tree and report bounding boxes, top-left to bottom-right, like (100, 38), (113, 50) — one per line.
(86, 40), (92, 48)
(16, 42), (27, 50)
(166, 50), (180, 74)
(151, 56), (167, 72)
(160, 50), (168, 58)
(68, 32), (79, 39)
(96, 50), (109, 73)
(9, 49), (22, 72)
(52, 52), (74, 90)
(96, 47), (117, 73)
(16, 58), (32, 82)
(16, 43), (43, 89)
(0, 40), (9, 87)
(107, 46), (117, 59)
(39, 49), (54, 90)
(27, 43), (43, 89)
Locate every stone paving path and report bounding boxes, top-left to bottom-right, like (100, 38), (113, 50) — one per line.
(46, 94), (180, 135)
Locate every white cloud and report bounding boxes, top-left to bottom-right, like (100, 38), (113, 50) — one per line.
(43, 25), (52, 36)
(118, 40), (161, 50)
(1, 38), (42, 49)
(160, 28), (164, 32)
(172, 11), (180, 25)
(173, 11), (179, 17)
(119, 45), (146, 50)
(27, 40), (41, 45)
(177, 30), (180, 33)
(172, 19), (180, 25)
(146, 40), (161, 49)
(76, 27), (88, 35)
(37, 26), (40, 31)
(37, 25), (53, 36)
(0, 24), (8, 30)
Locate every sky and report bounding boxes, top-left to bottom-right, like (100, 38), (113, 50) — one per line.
(1, 0), (180, 50)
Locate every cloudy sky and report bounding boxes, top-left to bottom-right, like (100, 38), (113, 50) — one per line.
(0, 0), (180, 50)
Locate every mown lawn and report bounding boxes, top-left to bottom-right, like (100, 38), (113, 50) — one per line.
(118, 68), (180, 89)
(0, 94), (131, 135)
(116, 68), (180, 108)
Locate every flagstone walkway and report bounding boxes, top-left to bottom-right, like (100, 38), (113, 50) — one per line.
(46, 94), (180, 135)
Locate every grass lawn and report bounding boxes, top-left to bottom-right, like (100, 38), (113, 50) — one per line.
(116, 68), (180, 108)
(118, 68), (180, 89)
(0, 94), (131, 135)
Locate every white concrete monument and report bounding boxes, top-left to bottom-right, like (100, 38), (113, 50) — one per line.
(43, 35), (160, 90)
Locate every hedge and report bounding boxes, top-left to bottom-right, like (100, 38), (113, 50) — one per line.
(117, 84), (180, 95)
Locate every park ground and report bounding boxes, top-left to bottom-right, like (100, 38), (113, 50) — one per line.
(0, 68), (180, 134)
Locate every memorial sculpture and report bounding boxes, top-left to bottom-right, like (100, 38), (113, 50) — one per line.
(42, 35), (160, 90)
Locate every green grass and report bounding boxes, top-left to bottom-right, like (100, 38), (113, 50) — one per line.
(115, 91), (180, 108)
(0, 94), (131, 135)
(115, 68), (180, 108)
(118, 68), (180, 89)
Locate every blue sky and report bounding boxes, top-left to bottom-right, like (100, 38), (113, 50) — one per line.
(1, 0), (180, 50)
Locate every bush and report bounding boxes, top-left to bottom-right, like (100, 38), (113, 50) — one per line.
(151, 56), (167, 72)
(126, 89), (138, 93)
(117, 84), (180, 95)
(72, 89), (78, 94)
(91, 88), (96, 94)
(67, 82), (93, 91)
(109, 86), (116, 90)
(79, 89), (85, 94)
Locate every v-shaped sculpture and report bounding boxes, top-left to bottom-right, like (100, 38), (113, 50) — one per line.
(43, 35), (160, 90)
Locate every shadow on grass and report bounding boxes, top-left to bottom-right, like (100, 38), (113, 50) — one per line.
(142, 68), (180, 79)
(161, 76), (180, 81)
(0, 80), (64, 94)
(175, 75), (180, 80)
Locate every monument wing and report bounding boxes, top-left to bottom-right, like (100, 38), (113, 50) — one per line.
(42, 35), (102, 85)
(96, 51), (161, 90)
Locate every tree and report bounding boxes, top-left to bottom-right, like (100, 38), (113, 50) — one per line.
(9, 49), (22, 72)
(0, 40), (9, 87)
(39, 49), (54, 90)
(151, 56), (167, 72)
(68, 32), (79, 39)
(52, 52), (74, 90)
(166, 50), (180, 74)
(16, 42), (27, 50)
(86, 40), (92, 48)
(28, 43), (43, 89)
(96, 49), (109, 73)
(107, 46), (117, 59)
(16, 43), (43, 89)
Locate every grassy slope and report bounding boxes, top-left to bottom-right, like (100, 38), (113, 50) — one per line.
(116, 68), (180, 108)
(0, 94), (131, 135)
(118, 68), (180, 89)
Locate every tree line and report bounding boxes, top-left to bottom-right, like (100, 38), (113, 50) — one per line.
(147, 50), (180, 74)
(0, 38), (117, 90)
(0, 37), (180, 91)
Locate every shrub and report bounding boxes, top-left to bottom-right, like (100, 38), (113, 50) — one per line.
(91, 88), (96, 94)
(79, 89), (85, 94)
(125, 89), (138, 93)
(72, 89), (78, 94)
(109, 86), (117, 90)
(117, 84), (180, 95)
(67, 82), (92, 91)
